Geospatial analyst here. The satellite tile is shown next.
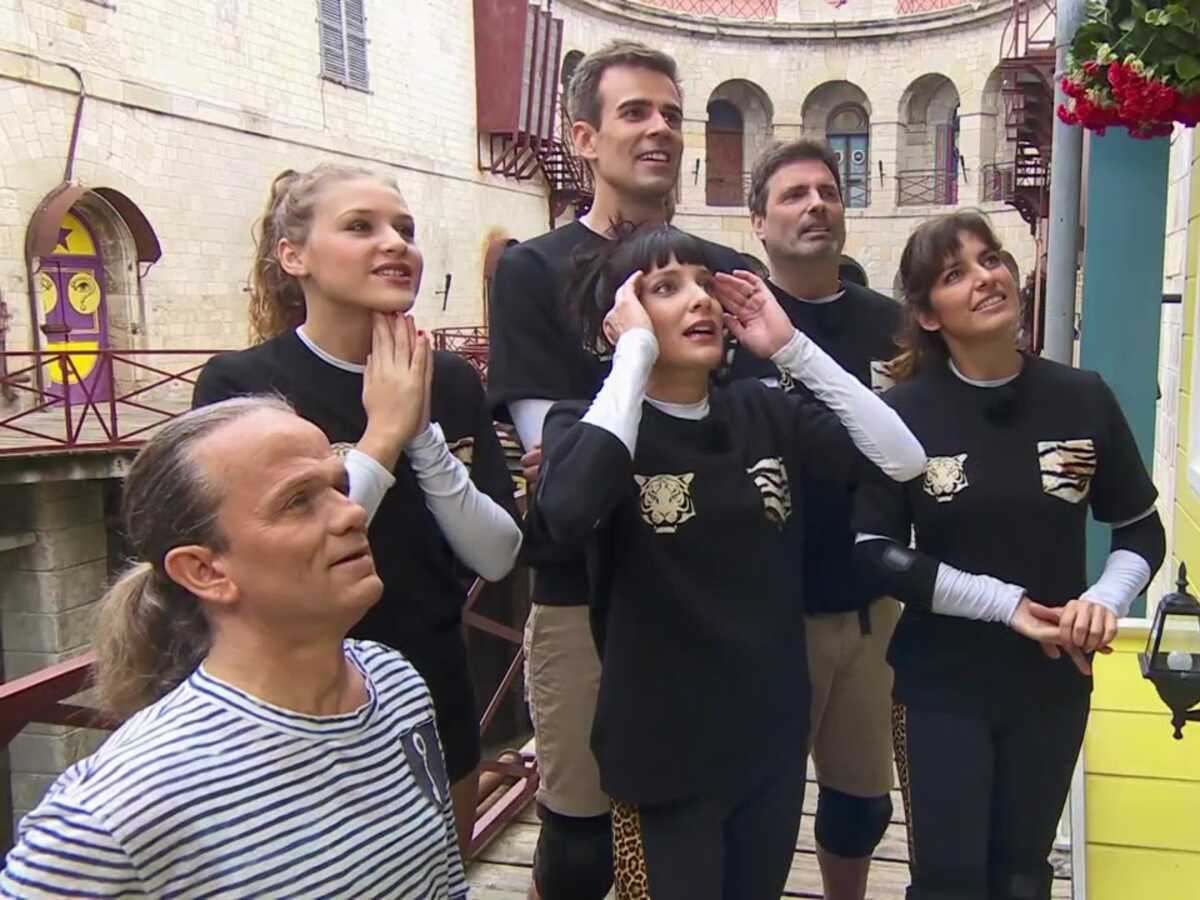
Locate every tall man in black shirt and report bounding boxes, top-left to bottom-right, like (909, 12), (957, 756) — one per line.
(489, 41), (734, 900)
(730, 140), (903, 900)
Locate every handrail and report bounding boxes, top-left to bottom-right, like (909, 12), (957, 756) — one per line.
(0, 349), (222, 456)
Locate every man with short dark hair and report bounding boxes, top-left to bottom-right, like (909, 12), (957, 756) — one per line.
(488, 40), (741, 900)
(732, 139), (904, 900)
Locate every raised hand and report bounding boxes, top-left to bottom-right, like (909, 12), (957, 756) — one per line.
(602, 271), (653, 347)
(359, 313), (433, 471)
(714, 269), (796, 359)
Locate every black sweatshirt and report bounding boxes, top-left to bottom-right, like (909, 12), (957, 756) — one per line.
(852, 356), (1157, 714)
(531, 379), (884, 805)
(193, 330), (519, 641)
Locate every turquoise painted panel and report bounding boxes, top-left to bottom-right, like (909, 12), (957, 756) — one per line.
(1079, 129), (1170, 600)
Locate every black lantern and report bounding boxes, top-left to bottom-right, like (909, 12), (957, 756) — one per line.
(1140, 563), (1200, 739)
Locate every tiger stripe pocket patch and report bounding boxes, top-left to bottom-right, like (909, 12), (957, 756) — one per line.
(1037, 439), (1096, 503)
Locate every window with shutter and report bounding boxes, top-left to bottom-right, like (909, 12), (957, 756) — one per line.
(318, 0), (369, 91)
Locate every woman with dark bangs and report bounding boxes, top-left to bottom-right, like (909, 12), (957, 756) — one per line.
(852, 211), (1165, 900)
(528, 224), (928, 898)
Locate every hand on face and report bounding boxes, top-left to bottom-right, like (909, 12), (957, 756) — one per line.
(714, 270), (796, 359)
(602, 270), (654, 346)
(362, 313), (432, 451)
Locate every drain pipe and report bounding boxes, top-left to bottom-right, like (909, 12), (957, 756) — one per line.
(17, 55), (87, 391)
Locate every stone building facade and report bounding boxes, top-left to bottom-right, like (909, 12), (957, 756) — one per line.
(0, 0), (1039, 834)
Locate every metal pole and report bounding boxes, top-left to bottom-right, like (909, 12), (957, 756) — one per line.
(1043, 0), (1087, 364)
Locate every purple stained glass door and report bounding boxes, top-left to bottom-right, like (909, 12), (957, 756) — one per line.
(37, 211), (112, 404)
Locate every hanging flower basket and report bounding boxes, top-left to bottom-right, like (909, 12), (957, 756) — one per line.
(1058, 0), (1200, 138)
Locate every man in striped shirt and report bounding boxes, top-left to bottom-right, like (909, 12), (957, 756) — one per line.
(1, 397), (467, 898)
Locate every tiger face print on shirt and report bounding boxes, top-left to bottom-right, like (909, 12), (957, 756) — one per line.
(747, 457), (792, 527)
(923, 454), (969, 503)
(1038, 439), (1096, 503)
(633, 473), (697, 534)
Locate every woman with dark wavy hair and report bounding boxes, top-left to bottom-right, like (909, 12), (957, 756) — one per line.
(853, 210), (1165, 900)
(528, 223), (933, 898)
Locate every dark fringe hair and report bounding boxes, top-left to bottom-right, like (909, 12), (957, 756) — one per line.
(890, 210), (1004, 381)
(570, 223), (717, 358)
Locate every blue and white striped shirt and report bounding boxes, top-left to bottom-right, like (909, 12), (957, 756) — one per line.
(1, 641), (468, 899)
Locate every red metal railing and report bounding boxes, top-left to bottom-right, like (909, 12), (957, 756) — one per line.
(896, 0), (967, 14)
(632, 0), (778, 17)
(0, 349), (220, 456)
(431, 327), (490, 384)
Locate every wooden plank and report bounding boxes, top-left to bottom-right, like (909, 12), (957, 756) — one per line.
(464, 861), (535, 898)
(1086, 773), (1200, 853)
(1085, 710), (1200, 781)
(784, 851), (910, 898)
(473, 822), (539, 868)
(1086, 844), (1200, 900)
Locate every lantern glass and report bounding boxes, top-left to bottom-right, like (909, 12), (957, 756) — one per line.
(1144, 594), (1200, 676)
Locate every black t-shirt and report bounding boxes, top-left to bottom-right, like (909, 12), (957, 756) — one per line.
(193, 330), (519, 643)
(852, 356), (1157, 714)
(730, 280), (901, 616)
(531, 379), (885, 805)
(487, 220), (745, 606)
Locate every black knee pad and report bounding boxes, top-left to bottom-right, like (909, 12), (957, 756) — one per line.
(814, 786), (892, 859)
(532, 807), (613, 900)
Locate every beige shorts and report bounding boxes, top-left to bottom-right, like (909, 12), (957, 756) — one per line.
(523, 602), (609, 817)
(806, 596), (901, 798)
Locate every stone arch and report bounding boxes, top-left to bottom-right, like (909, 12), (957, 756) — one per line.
(801, 80), (872, 141)
(561, 49), (584, 93)
(25, 183), (161, 401)
(897, 74), (961, 205)
(979, 66), (1013, 202)
(705, 79), (774, 207)
(802, 81), (872, 207)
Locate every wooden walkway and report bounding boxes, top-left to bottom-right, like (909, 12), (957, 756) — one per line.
(0, 391), (193, 455)
(467, 788), (1073, 898)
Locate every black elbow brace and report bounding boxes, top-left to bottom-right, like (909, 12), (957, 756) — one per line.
(854, 539), (940, 610)
(1112, 510), (1166, 577)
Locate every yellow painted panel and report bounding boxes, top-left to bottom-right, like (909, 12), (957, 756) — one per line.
(1171, 497), (1200, 582)
(1181, 332), (1193, 378)
(43, 341), (99, 384)
(1091, 646), (1176, 715)
(1085, 774), (1200, 853)
(1085, 710), (1200, 781)
(1086, 844), (1200, 900)
(1174, 445), (1200, 530)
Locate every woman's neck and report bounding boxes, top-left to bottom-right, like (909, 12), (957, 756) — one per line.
(204, 629), (366, 716)
(646, 364), (709, 405)
(300, 299), (372, 365)
(944, 337), (1023, 383)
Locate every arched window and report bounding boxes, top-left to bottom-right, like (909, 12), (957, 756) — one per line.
(826, 103), (870, 209)
(706, 100), (745, 207)
(561, 50), (584, 93)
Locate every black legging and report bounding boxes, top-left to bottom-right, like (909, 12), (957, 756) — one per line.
(893, 697), (1089, 900)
